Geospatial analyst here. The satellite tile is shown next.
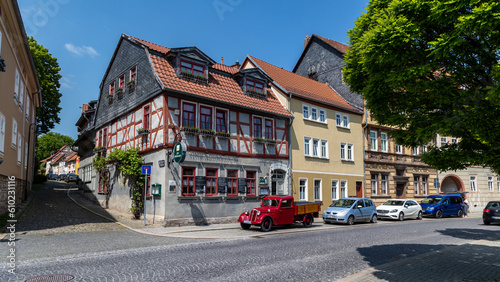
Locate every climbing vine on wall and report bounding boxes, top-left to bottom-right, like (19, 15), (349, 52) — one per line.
(93, 147), (145, 219)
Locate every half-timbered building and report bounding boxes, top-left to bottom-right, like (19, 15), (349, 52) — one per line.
(77, 34), (292, 225)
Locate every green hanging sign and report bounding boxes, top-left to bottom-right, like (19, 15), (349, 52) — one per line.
(173, 142), (187, 163)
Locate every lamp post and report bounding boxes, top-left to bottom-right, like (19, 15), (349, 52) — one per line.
(24, 123), (38, 201)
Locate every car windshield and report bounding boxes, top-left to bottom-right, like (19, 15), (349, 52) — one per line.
(422, 197), (442, 204)
(486, 202), (500, 208)
(330, 199), (356, 208)
(383, 200), (404, 206)
(262, 199), (280, 207)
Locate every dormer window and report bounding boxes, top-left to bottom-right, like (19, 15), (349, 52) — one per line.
(180, 59), (205, 77)
(130, 66), (137, 82)
(109, 82), (115, 95)
(119, 75), (125, 89)
(247, 79), (264, 93)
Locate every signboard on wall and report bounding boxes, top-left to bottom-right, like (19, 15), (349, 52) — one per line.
(173, 142), (187, 163)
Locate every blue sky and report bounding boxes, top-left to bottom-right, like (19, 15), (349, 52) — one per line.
(19, 0), (369, 141)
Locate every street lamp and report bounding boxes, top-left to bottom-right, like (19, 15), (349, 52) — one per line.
(24, 122), (38, 201)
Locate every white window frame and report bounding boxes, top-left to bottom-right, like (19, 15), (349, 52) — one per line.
(303, 104), (310, 120)
(440, 137), (447, 146)
(314, 179), (322, 201)
(0, 29), (2, 54)
(380, 132), (387, 152)
(414, 176), (420, 195)
(12, 119), (17, 147)
(371, 174), (378, 195)
(395, 144), (402, 154)
(19, 80), (24, 111)
(340, 143), (346, 160)
(342, 115), (349, 128)
(381, 175), (388, 195)
(336, 113), (341, 126)
(312, 139), (319, 157)
(319, 109), (326, 123)
(321, 140), (328, 158)
(370, 131), (377, 151)
(413, 147), (419, 155)
(17, 134), (22, 164)
(340, 180), (347, 198)
(422, 177), (428, 195)
(347, 144), (353, 161)
(341, 142), (354, 161)
(497, 177), (500, 192)
(304, 137), (311, 156)
(26, 96), (30, 121)
(311, 107), (318, 121)
(14, 69), (19, 102)
(488, 176), (493, 192)
(331, 180), (339, 200)
(451, 138), (457, 144)
(0, 113), (5, 154)
(299, 178), (308, 201)
(24, 141), (28, 168)
(422, 145), (428, 153)
(470, 176), (477, 192)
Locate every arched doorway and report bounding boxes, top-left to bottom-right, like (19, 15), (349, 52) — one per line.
(440, 175), (465, 194)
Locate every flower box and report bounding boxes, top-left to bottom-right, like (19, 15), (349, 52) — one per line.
(127, 80), (136, 90)
(246, 88), (267, 98)
(215, 131), (231, 138)
(266, 139), (276, 144)
(200, 129), (215, 136)
(115, 87), (124, 96)
(179, 70), (209, 84)
(180, 126), (200, 134)
(93, 146), (106, 154)
(253, 137), (266, 143)
(137, 128), (150, 136)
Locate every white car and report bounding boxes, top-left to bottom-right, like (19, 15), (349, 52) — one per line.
(376, 199), (422, 221)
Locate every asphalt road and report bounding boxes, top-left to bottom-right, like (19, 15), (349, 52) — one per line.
(1, 182), (499, 281)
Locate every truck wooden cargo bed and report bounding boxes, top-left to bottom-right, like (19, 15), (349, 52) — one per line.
(295, 201), (321, 215)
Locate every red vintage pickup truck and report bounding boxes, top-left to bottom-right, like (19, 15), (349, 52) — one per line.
(238, 195), (321, 232)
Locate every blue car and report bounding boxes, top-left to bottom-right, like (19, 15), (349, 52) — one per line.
(420, 194), (466, 218)
(323, 198), (378, 225)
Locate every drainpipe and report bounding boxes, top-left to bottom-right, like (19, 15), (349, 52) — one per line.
(362, 101), (369, 198)
(288, 93), (294, 196)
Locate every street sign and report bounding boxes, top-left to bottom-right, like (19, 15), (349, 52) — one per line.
(173, 142), (187, 163)
(142, 165), (152, 175)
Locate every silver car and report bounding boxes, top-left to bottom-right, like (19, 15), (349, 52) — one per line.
(376, 199), (423, 221)
(323, 198), (378, 225)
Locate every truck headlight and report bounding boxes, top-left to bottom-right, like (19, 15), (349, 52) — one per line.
(257, 211), (261, 216)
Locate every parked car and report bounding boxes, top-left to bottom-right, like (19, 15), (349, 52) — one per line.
(47, 174), (58, 180)
(483, 201), (500, 225)
(323, 198), (377, 225)
(376, 199), (422, 221)
(420, 194), (466, 218)
(65, 174), (80, 183)
(57, 174), (68, 181)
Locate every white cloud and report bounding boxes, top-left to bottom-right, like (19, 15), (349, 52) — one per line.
(60, 76), (74, 89)
(65, 43), (99, 57)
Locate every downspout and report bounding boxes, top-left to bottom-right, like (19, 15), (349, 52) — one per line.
(288, 93), (293, 196)
(362, 101), (369, 198)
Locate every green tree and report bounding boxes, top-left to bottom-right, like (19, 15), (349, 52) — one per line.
(36, 132), (74, 163)
(344, 0), (500, 173)
(29, 37), (62, 134)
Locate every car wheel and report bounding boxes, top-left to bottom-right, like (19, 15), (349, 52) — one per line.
(240, 223), (251, 230)
(303, 214), (313, 228)
(457, 209), (464, 218)
(436, 210), (443, 219)
(417, 211), (423, 220)
(347, 215), (355, 225)
(398, 212), (404, 221)
(370, 214), (378, 223)
(484, 220), (491, 225)
(260, 217), (273, 232)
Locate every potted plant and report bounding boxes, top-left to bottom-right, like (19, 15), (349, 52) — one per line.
(200, 128), (215, 136)
(115, 87), (124, 96)
(127, 80), (136, 90)
(180, 126), (200, 134)
(137, 128), (150, 135)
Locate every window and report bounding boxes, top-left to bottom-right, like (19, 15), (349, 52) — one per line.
(343, 115), (349, 128)
(414, 176), (420, 195)
(19, 80), (24, 110)
(321, 140), (328, 158)
(340, 143), (346, 160)
(246, 171), (256, 196)
(451, 138), (458, 144)
(497, 177), (500, 192)
(371, 174), (378, 195)
(206, 169), (217, 196)
(182, 103), (196, 127)
(14, 69), (19, 101)
(488, 176), (493, 192)
(314, 179), (321, 201)
(12, 119), (17, 147)
(440, 137), (447, 146)
(26, 96), (30, 121)
(253, 117), (262, 138)
(143, 106), (150, 130)
(299, 179), (307, 201)
(341, 143), (354, 161)
(180, 59), (204, 76)
(396, 144), (402, 154)
(381, 175), (388, 195)
(303, 105), (310, 119)
(182, 167), (195, 196)
(308, 72), (318, 81)
(119, 75), (125, 89)
(0, 29), (2, 53)
(265, 119), (273, 139)
(319, 109), (326, 123)
(340, 180), (347, 198)
(17, 134), (21, 164)
(247, 79), (264, 93)
(413, 147), (419, 155)
(422, 177), (428, 195)
(380, 133), (387, 152)
(227, 170), (238, 196)
(109, 81), (115, 96)
(98, 130), (102, 147)
(370, 131), (377, 151)
(200, 106), (212, 130)
(216, 110), (227, 132)
(0, 113), (5, 153)
(102, 128), (107, 148)
(304, 137), (310, 156)
(336, 113), (341, 126)
(422, 145), (428, 153)
(311, 107), (318, 121)
(336, 113), (349, 128)
(470, 176), (477, 192)
(130, 66), (137, 82)
(312, 139), (319, 157)
(331, 180), (338, 200)
(347, 144), (353, 161)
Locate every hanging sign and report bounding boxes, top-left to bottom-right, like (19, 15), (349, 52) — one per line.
(173, 142), (187, 163)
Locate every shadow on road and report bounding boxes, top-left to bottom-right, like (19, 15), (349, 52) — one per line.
(436, 227), (500, 241)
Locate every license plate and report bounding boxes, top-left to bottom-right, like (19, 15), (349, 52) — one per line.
(492, 216), (500, 220)
(243, 220), (251, 224)
(327, 215), (336, 219)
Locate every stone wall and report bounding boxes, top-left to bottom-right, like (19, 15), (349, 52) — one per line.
(0, 175), (25, 215)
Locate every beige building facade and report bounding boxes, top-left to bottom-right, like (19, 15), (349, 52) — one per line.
(0, 0), (41, 214)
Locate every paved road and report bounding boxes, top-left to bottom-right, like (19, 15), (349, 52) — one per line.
(1, 181), (499, 281)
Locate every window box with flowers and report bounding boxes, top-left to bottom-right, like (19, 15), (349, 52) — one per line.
(127, 80), (136, 90)
(215, 131), (231, 138)
(200, 128), (215, 136)
(93, 146), (106, 154)
(179, 69), (209, 84)
(137, 128), (150, 136)
(246, 88), (267, 98)
(180, 126), (200, 134)
(252, 136), (266, 143)
(265, 138), (276, 144)
(115, 87), (124, 96)
(105, 93), (114, 103)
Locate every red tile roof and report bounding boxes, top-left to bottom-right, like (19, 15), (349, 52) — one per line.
(64, 152), (78, 162)
(50, 153), (66, 165)
(127, 37), (292, 118)
(248, 56), (359, 112)
(313, 34), (349, 54)
(126, 35), (171, 55)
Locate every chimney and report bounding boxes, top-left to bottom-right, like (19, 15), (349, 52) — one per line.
(304, 35), (311, 49)
(81, 104), (89, 113)
(221, 57), (223, 64)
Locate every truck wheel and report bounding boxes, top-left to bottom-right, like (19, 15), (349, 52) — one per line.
(240, 223), (251, 230)
(260, 217), (273, 232)
(303, 214), (313, 228)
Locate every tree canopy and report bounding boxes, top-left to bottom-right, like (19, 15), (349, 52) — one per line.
(344, 0), (500, 173)
(29, 37), (62, 134)
(36, 132), (74, 163)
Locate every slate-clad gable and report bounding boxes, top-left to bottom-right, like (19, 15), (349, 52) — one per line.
(94, 38), (162, 129)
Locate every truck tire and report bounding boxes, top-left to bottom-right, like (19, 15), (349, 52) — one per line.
(260, 217), (273, 232)
(240, 223), (251, 230)
(303, 214), (313, 228)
